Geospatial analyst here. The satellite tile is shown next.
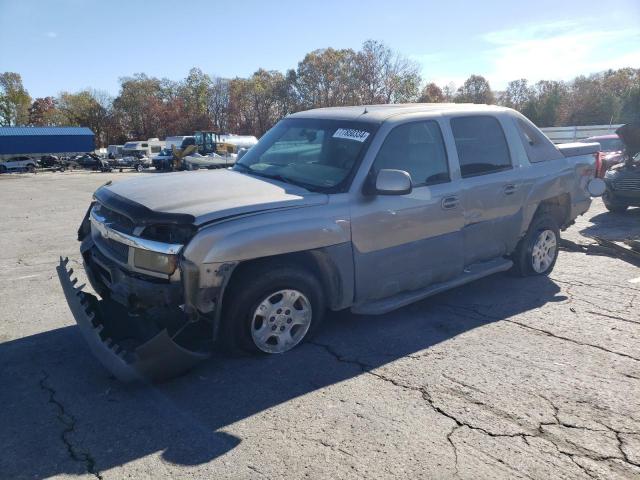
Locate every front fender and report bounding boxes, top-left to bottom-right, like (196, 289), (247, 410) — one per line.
(183, 202), (351, 265)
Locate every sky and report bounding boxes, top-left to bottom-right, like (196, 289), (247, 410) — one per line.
(0, 0), (638, 99)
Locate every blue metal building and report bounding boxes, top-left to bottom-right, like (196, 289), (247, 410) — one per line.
(0, 126), (95, 156)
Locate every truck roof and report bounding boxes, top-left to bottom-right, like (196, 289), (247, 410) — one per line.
(287, 103), (510, 123)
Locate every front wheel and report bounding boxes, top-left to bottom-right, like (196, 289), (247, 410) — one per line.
(136, 164), (143, 172)
(220, 265), (325, 354)
(511, 213), (560, 276)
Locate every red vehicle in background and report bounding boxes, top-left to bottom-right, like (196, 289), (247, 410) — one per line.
(585, 134), (625, 177)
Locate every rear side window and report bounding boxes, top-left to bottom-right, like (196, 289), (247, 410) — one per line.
(451, 116), (512, 177)
(373, 120), (449, 186)
(516, 117), (564, 163)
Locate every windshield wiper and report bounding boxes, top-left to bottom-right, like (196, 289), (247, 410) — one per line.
(234, 164), (320, 192)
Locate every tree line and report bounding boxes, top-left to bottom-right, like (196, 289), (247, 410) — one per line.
(1, 40), (638, 146)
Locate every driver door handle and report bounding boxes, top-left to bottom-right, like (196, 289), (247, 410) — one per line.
(441, 195), (459, 210)
(503, 184), (517, 195)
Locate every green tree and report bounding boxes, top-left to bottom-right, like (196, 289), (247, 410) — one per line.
(0, 72), (31, 125)
(294, 47), (359, 108)
(501, 79), (533, 111)
(454, 75), (495, 104)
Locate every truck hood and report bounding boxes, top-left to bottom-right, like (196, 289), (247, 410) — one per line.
(98, 169), (328, 226)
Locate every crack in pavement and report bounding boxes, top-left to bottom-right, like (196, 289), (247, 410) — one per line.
(39, 371), (102, 479)
(307, 339), (640, 477)
(585, 310), (640, 326)
(438, 303), (640, 363)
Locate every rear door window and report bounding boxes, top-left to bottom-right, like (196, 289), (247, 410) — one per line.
(516, 117), (564, 163)
(450, 116), (512, 177)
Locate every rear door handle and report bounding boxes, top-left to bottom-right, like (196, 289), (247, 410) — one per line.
(503, 184), (517, 195)
(441, 195), (459, 210)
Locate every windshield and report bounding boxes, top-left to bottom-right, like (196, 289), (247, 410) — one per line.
(233, 118), (376, 191)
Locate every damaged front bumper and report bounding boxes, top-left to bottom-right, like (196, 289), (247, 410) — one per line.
(57, 257), (210, 382)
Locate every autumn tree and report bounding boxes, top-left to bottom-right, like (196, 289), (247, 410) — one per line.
(418, 83), (445, 103)
(501, 79), (533, 111)
(0, 72), (31, 125)
(57, 90), (113, 146)
(354, 40), (421, 104)
(208, 77), (231, 131)
(455, 75), (495, 104)
(228, 69), (295, 136)
(112, 74), (167, 139)
(28, 96), (60, 125)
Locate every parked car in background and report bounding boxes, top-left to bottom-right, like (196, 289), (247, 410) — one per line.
(152, 148), (174, 171)
(107, 145), (124, 159)
(585, 134), (625, 177)
(0, 156), (38, 173)
(75, 153), (112, 172)
(60, 104), (603, 381)
(603, 123), (640, 213)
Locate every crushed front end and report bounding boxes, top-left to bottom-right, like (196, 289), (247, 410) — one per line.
(58, 192), (216, 382)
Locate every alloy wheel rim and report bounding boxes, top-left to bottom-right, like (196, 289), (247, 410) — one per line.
(531, 229), (557, 273)
(251, 289), (312, 353)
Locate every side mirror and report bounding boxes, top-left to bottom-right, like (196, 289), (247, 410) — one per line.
(587, 178), (606, 197)
(374, 169), (412, 195)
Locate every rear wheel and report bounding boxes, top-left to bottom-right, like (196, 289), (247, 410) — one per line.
(136, 164), (143, 172)
(220, 264), (325, 354)
(27, 164), (36, 173)
(512, 212), (560, 276)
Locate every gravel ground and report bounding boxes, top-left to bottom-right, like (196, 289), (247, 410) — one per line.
(1, 170), (639, 480)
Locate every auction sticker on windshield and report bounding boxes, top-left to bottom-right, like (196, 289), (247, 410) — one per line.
(333, 128), (370, 142)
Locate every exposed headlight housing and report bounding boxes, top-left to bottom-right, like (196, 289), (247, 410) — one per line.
(133, 248), (178, 275)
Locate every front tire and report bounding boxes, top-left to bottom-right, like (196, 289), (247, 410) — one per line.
(512, 212), (560, 276)
(220, 264), (325, 354)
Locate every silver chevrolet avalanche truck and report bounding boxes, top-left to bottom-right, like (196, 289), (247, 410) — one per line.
(58, 104), (602, 381)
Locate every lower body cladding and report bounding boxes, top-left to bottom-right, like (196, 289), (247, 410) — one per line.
(57, 239), (234, 382)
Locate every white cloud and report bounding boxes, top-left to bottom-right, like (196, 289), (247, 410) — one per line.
(481, 20), (640, 89)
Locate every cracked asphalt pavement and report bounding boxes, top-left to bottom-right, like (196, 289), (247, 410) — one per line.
(1, 171), (639, 479)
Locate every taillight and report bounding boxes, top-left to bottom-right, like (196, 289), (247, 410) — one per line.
(595, 152), (604, 178)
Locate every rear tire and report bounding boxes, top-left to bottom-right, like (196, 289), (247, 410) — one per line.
(511, 212), (560, 277)
(136, 164), (143, 172)
(220, 264), (325, 354)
